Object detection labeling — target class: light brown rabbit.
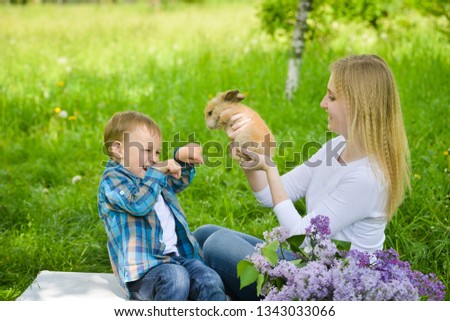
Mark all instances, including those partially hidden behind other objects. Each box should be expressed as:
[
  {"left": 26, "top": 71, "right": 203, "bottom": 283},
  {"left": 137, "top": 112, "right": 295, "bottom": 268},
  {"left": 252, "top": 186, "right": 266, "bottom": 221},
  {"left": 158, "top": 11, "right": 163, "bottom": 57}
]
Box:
[{"left": 204, "top": 89, "right": 276, "bottom": 161}]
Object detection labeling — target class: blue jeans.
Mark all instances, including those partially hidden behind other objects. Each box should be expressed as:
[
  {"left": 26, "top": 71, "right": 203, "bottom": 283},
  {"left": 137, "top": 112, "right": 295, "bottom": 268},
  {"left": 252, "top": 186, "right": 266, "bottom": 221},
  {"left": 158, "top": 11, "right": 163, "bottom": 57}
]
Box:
[
  {"left": 126, "top": 255, "right": 227, "bottom": 301},
  {"left": 193, "top": 225, "right": 264, "bottom": 301},
  {"left": 194, "top": 225, "right": 298, "bottom": 301}
]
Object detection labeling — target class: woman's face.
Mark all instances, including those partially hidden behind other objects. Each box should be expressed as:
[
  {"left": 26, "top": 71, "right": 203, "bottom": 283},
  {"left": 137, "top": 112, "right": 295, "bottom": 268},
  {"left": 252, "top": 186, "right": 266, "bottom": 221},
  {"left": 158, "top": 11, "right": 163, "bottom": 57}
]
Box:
[{"left": 320, "top": 74, "right": 349, "bottom": 138}]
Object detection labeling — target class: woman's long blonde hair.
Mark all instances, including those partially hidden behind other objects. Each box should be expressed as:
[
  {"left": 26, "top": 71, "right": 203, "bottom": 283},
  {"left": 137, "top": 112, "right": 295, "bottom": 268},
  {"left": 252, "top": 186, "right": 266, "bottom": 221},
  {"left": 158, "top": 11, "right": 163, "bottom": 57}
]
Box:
[{"left": 331, "top": 54, "right": 411, "bottom": 220}]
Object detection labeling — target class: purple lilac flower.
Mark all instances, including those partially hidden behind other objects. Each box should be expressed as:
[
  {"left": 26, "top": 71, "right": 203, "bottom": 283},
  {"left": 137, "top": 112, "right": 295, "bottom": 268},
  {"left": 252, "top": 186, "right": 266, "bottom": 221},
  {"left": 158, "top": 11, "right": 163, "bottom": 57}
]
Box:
[
  {"left": 408, "top": 270, "right": 446, "bottom": 301},
  {"left": 313, "top": 239, "right": 338, "bottom": 266},
  {"left": 340, "top": 248, "right": 444, "bottom": 300},
  {"left": 330, "top": 258, "right": 368, "bottom": 300},
  {"left": 264, "top": 261, "right": 332, "bottom": 301},
  {"left": 264, "top": 285, "right": 295, "bottom": 301},
  {"left": 291, "top": 261, "right": 332, "bottom": 300},
  {"left": 371, "top": 248, "right": 446, "bottom": 300},
  {"left": 329, "top": 257, "right": 410, "bottom": 301},
  {"left": 262, "top": 261, "right": 299, "bottom": 300},
  {"left": 268, "top": 260, "right": 298, "bottom": 282},
  {"left": 372, "top": 248, "right": 412, "bottom": 282},
  {"left": 345, "top": 249, "right": 372, "bottom": 267},
  {"left": 365, "top": 279, "right": 419, "bottom": 301},
  {"left": 252, "top": 215, "right": 446, "bottom": 301},
  {"left": 248, "top": 252, "right": 272, "bottom": 274},
  {"left": 305, "top": 215, "right": 331, "bottom": 240},
  {"left": 389, "top": 279, "right": 419, "bottom": 301},
  {"left": 263, "top": 226, "right": 289, "bottom": 243}
]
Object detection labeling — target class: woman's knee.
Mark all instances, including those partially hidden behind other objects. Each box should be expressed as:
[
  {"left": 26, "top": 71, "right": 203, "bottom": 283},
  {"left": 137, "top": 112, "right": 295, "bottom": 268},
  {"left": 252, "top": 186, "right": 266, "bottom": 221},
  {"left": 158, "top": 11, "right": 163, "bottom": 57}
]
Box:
[
  {"left": 203, "top": 229, "right": 255, "bottom": 267},
  {"left": 202, "top": 230, "right": 259, "bottom": 301},
  {"left": 202, "top": 229, "right": 232, "bottom": 255},
  {"left": 193, "top": 224, "right": 223, "bottom": 248}
]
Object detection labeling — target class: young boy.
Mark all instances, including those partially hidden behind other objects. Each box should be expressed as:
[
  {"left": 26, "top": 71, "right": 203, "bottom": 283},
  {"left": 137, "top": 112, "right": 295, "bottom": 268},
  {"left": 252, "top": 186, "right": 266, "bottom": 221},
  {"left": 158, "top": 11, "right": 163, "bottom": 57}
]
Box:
[{"left": 98, "top": 111, "right": 226, "bottom": 301}]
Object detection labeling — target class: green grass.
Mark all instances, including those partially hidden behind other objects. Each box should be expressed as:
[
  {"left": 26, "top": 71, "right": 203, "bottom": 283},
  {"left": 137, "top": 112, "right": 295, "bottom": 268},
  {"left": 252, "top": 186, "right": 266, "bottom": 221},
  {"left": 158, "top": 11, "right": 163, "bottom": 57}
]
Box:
[{"left": 0, "top": 1, "right": 449, "bottom": 301}]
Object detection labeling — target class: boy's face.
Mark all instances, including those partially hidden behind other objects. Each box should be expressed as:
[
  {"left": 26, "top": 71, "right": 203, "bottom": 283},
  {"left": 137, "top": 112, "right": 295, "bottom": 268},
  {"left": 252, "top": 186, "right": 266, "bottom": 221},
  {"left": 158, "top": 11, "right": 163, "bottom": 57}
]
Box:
[{"left": 114, "top": 125, "right": 162, "bottom": 178}]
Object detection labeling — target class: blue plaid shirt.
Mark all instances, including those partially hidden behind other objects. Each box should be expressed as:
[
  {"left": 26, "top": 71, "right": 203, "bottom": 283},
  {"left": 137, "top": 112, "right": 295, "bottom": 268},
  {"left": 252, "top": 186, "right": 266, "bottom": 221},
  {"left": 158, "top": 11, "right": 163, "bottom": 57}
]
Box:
[{"left": 98, "top": 159, "right": 203, "bottom": 295}]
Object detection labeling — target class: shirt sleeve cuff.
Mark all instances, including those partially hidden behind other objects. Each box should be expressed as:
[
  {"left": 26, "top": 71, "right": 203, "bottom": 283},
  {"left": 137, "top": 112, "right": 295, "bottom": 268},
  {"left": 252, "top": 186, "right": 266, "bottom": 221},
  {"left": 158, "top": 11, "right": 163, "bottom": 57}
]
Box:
[
  {"left": 174, "top": 147, "right": 195, "bottom": 169},
  {"left": 252, "top": 185, "right": 273, "bottom": 207},
  {"left": 253, "top": 184, "right": 270, "bottom": 199},
  {"left": 273, "top": 199, "right": 297, "bottom": 214},
  {"left": 273, "top": 199, "right": 299, "bottom": 230}
]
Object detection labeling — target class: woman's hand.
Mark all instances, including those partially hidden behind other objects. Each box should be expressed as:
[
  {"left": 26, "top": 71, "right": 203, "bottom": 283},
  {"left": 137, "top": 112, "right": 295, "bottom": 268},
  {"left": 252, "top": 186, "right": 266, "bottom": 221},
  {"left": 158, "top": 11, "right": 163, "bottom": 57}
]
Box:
[
  {"left": 175, "top": 143, "right": 204, "bottom": 165},
  {"left": 239, "top": 148, "right": 288, "bottom": 206},
  {"left": 238, "top": 148, "right": 276, "bottom": 172},
  {"left": 222, "top": 112, "right": 272, "bottom": 193},
  {"left": 153, "top": 159, "right": 182, "bottom": 179},
  {"left": 222, "top": 112, "right": 251, "bottom": 140}
]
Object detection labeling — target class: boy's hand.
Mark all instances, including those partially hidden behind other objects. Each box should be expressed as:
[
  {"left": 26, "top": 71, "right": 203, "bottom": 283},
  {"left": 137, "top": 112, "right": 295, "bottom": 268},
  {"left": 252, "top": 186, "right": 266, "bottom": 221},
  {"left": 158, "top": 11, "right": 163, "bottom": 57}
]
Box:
[
  {"left": 153, "top": 159, "right": 182, "bottom": 179},
  {"left": 175, "top": 143, "right": 204, "bottom": 165}
]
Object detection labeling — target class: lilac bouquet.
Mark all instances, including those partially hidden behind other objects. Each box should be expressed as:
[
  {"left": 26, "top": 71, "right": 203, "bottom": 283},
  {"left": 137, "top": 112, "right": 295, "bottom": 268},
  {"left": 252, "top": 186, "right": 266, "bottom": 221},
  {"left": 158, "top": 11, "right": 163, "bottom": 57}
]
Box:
[{"left": 237, "top": 215, "right": 446, "bottom": 301}]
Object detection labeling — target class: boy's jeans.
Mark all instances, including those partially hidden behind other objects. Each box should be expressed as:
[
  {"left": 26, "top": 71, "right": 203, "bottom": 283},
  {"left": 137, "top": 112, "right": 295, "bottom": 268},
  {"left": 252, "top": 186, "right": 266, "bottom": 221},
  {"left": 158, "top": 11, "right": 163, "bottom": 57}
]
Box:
[{"left": 127, "top": 255, "right": 226, "bottom": 301}]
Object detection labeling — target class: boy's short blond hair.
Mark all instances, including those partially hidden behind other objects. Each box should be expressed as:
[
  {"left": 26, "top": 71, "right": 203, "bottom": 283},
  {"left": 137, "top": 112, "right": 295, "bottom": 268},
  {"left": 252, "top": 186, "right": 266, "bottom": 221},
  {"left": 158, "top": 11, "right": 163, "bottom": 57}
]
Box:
[{"left": 104, "top": 111, "right": 161, "bottom": 158}]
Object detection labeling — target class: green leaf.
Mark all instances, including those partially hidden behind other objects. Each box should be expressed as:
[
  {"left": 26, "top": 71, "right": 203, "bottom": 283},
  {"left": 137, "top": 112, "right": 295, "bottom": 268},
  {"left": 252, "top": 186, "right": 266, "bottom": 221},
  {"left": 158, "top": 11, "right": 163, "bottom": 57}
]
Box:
[
  {"left": 286, "top": 234, "right": 306, "bottom": 252},
  {"left": 261, "top": 241, "right": 279, "bottom": 265},
  {"left": 289, "top": 258, "right": 306, "bottom": 268},
  {"left": 332, "top": 239, "right": 352, "bottom": 252},
  {"left": 256, "top": 273, "right": 267, "bottom": 297},
  {"left": 237, "top": 260, "right": 258, "bottom": 289},
  {"left": 274, "top": 277, "right": 286, "bottom": 290}
]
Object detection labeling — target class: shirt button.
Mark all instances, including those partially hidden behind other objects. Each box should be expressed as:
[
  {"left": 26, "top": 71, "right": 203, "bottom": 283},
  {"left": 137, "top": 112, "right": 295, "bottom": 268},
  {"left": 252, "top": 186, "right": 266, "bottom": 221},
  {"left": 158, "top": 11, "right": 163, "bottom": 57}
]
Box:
[{"left": 119, "top": 191, "right": 125, "bottom": 195}]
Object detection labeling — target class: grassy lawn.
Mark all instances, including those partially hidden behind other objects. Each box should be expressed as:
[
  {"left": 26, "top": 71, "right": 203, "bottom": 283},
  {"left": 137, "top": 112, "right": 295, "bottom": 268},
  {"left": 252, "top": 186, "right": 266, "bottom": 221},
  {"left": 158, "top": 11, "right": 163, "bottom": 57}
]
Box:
[{"left": 0, "top": 1, "right": 448, "bottom": 300}]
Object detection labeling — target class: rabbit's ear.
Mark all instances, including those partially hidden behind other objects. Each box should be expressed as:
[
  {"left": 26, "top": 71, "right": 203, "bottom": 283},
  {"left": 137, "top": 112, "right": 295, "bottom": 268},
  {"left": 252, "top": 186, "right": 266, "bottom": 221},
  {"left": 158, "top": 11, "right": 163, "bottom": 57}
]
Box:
[
  {"left": 224, "top": 89, "right": 245, "bottom": 103},
  {"left": 236, "top": 93, "right": 246, "bottom": 102}
]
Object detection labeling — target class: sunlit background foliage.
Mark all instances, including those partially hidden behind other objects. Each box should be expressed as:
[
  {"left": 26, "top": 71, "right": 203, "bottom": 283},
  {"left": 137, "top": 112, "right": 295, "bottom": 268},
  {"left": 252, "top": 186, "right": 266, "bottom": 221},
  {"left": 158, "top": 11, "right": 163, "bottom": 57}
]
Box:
[{"left": 0, "top": 0, "right": 448, "bottom": 300}]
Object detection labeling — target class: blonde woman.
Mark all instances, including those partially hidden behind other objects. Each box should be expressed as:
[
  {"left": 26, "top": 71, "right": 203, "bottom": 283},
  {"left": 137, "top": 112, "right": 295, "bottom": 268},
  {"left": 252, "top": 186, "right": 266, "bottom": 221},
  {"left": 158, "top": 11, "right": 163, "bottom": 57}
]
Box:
[{"left": 194, "top": 54, "right": 411, "bottom": 300}]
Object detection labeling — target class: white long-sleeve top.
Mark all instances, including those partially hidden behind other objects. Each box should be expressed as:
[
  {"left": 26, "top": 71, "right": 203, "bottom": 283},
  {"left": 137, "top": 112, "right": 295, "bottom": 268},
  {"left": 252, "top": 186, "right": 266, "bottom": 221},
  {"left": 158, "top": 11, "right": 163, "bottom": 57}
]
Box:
[{"left": 254, "top": 136, "right": 388, "bottom": 252}]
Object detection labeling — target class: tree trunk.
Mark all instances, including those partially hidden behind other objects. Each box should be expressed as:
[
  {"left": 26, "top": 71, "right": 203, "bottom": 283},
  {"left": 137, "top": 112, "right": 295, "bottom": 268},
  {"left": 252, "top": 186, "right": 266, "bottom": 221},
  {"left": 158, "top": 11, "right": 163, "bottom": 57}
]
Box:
[
  {"left": 285, "top": 0, "right": 312, "bottom": 101},
  {"left": 149, "top": 0, "right": 161, "bottom": 10}
]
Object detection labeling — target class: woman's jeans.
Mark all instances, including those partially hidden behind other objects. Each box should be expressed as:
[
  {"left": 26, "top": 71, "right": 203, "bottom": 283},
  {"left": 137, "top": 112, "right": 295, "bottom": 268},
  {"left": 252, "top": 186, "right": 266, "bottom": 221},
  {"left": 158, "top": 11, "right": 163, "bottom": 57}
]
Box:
[
  {"left": 126, "top": 255, "right": 227, "bottom": 301},
  {"left": 193, "top": 225, "right": 264, "bottom": 301}
]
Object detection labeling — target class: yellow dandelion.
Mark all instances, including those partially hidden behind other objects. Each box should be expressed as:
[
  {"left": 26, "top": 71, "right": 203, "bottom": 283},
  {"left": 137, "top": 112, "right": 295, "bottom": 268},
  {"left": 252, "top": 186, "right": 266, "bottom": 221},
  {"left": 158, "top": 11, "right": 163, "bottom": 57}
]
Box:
[
  {"left": 444, "top": 150, "right": 449, "bottom": 156},
  {"left": 68, "top": 115, "right": 77, "bottom": 121},
  {"left": 54, "top": 107, "right": 61, "bottom": 113},
  {"left": 57, "top": 81, "right": 65, "bottom": 87}
]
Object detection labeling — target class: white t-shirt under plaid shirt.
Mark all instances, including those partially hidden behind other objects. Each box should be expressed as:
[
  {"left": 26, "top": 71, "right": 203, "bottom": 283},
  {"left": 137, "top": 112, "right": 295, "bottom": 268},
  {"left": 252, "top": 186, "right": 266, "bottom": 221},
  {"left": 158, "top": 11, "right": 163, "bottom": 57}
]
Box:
[{"left": 154, "top": 194, "right": 179, "bottom": 256}]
